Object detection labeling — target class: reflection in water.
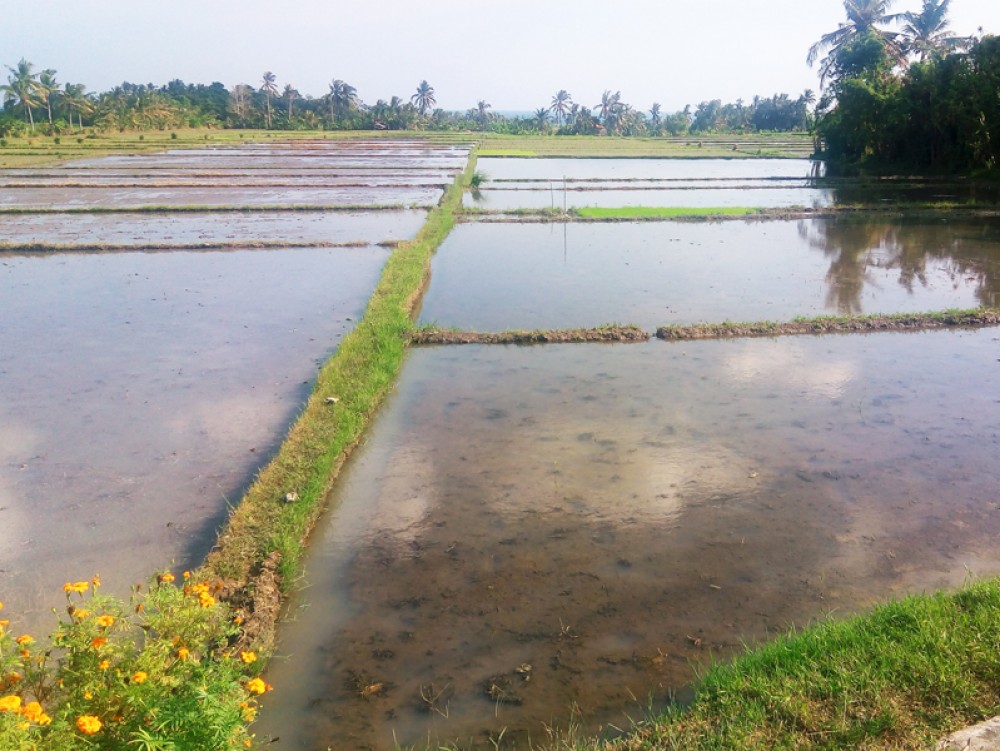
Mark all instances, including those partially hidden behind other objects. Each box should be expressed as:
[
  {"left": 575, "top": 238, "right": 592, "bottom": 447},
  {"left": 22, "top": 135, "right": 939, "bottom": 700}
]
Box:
[
  {"left": 259, "top": 333, "right": 1000, "bottom": 750},
  {"left": 419, "top": 218, "right": 1000, "bottom": 331},
  {"left": 798, "top": 216, "right": 1000, "bottom": 313}
]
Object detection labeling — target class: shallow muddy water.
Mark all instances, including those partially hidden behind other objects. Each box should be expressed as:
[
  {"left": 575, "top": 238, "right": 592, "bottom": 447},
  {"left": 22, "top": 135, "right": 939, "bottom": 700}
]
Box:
[
  {"left": 476, "top": 158, "right": 822, "bottom": 181},
  {"left": 0, "top": 185, "right": 442, "bottom": 209},
  {"left": 0, "top": 246, "right": 387, "bottom": 631},
  {"left": 258, "top": 331, "right": 1000, "bottom": 750},
  {"left": 0, "top": 210, "right": 427, "bottom": 247},
  {"left": 464, "top": 186, "right": 834, "bottom": 210},
  {"left": 418, "top": 217, "right": 1000, "bottom": 330}
]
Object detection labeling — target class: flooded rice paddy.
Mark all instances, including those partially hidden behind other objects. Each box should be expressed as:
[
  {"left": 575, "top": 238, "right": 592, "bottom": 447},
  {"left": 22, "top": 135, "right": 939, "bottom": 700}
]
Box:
[
  {"left": 0, "top": 210, "right": 427, "bottom": 247},
  {"left": 259, "top": 331, "right": 1000, "bottom": 750},
  {"left": 0, "top": 139, "right": 467, "bottom": 632},
  {"left": 419, "top": 217, "right": 1000, "bottom": 330}
]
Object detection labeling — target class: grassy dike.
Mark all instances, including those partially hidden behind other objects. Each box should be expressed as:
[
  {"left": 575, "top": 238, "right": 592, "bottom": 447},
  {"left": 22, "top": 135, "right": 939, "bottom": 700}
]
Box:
[
  {"left": 571, "top": 580, "right": 1000, "bottom": 751},
  {"left": 197, "top": 149, "right": 476, "bottom": 653}
]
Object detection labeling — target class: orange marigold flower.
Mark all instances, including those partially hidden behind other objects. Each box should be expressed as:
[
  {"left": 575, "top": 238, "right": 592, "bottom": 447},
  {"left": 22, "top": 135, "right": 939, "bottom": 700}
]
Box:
[
  {"left": 0, "top": 695, "right": 22, "bottom": 712},
  {"left": 91, "top": 574, "right": 101, "bottom": 588},
  {"left": 74, "top": 609, "right": 89, "bottom": 620},
  {"left": 159, "top": 572, "right": 175, "bottom": 584},
  {"left": 177, "top": 647, "right": 190, "bottom": 660},
  {"left": 98, "top": 659, "right": 110, "bottom": 671},
  {"left": 246, "top": 677, "right": 272, "bottom": 695},
  {"left": 198, "top": 592, "right": 216, "bottom": 609},
  {"left": 0, "top": 600, "right": 3, "bottom": 610},
  {"left": 91, "top": 637, "right": 108, "bottom": 649},
  {"left": 4, "top": 673, "right": 22, "bottom": 686},
  {"left": 0, "top": 619, "right": 9, "bottom": 628},
  {"left": 96, "top": 615, "right": 115, "bottom": 629},
  {"left": 135, "top": 603, "right": 145, "bottom": 614},
  {"left": 20, "top": 701, "right": 44, "bottom": 722},
  {"left": 64, "top": 581, "right": 89, "bottom": 595},
  {"left": 131, "top": 671, "right": 148, "bottom": 684},
  {"left": 83, "top": 691, "right": 92, "bottom": 700},
  {"left": 76, "top": 715, "right": 102, "bottom": 735},
  {"left": 183, "top": 571, "right": 191, "bottom": 580},
  {"left": 240, "top": 651, "right": 257, "bottom": 664},
  {"left": 15, "top": 635, "right": 33, "bottom": 646}
]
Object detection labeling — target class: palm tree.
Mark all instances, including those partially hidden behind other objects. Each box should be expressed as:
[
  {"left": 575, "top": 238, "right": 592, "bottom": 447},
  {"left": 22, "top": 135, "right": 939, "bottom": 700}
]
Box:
[
  {"left": 327, "top": 79, "right": 358, "bottom": 122},
  {"left": 532, "top": 107, "right": 549, "bottom": 133},
  {"left": 807, "top": 0, "right": 906, "bottom": 86},
  {"left": 649, "top": 102, "right": 663, "bottom": 133},
  {"left": 899, "top": 0, "right": 970, "bottom": 61},
  {"left": 411, "top": 80, "right": 436, "bottom": 116},
  {"left": 476, "top": 100, "right": 493, "bottom": 131},
  {"left": 36, "top": 69, "right": 60, "bottom": 125},
  {"left": 283, "top": 84, "right": 299, "bottom": 122},
  {"left": 260, "top": 71, "right": 278, "bottom": 128},
  {"left": 595, "top": 90, "right": 622, "bottom": 124},
  {"left": 62, "top": 83, "right": 92, "bottom": 128},
  {"left": 2, "top": 59, "right": 39, "bottom": 129},
  {"left": 549, "top": 90, "right": 572, "bottom": 127}
]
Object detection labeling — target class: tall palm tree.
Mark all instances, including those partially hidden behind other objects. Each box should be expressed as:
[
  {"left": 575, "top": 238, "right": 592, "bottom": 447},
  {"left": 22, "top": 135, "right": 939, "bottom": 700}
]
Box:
[
  {"left": 411, "top": 80, "right": 436, "bottom": 116},
  {"left": 595, "top": 90, "right": 622, "bottom": 124},
  {"left": 533, "top": 107, "right": 549, "bottom": 133},
  {"left": 899, "top": 0, "right": 970, "bottom": 61},
  {"left": 36, "top": 69, "right": 59, "bottom": 125},
  {"left": 283, "top": 84, "right": 299, "bottom": 122},
  {"left": 2, "top": 59, "right": 39, "bottom": 129},
  {"left": 476, "top": 100, "right": 493, "bottom": 131},
  {"left": 62, "top": 83, "right": 92, "bottom": 128},
  {"left": 807, "top": 0, "right": 905, "bottom": 86},
  {"left": 549, "top": 90, "right": 572, "bottom": 127},
  {"left": 260, "top": 71, "right": 278, "bottom": 128},
  {"left": 327, "top": 79, "right": 358, "bottom": 121},
  {"left": 649, "top": 102, "right": 663, "bottom": 132}
]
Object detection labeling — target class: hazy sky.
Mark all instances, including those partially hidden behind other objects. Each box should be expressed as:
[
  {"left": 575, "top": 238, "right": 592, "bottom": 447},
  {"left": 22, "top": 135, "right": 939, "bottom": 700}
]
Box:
[{"left": 4, "top": 0, "right": 998, "bottom": 113}]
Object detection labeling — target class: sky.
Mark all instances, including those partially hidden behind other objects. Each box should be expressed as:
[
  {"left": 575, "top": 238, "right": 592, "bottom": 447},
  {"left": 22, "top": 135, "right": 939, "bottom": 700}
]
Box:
[{"left": 3, "top": 0, "right": 999, "bottom": 114}]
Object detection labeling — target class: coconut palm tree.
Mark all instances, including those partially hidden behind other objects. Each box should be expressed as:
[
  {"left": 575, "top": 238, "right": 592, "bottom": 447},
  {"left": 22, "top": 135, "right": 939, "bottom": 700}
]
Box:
[
  {"left": 533, "top": 107, "right": 549, "bottom": 133},
  {"left": 476, "top": 100, "right": 493, "bottom": 131},
  {"left": 595, "top": 90, "right": 622, "bottom": 125},
  {"left": 2, "top": 59, "right": 40, "bottom": 129},
  {"left": 283, "top": 84, "right": 299, "bottom": 122},
  {"left": 549, "top": 90, "right": 572, "bottom": 127},
  {"left": 411, "top": 80, "right": 436, "bottom": 116},
  {"left": 807, "top": 0, "right": 906, "bottom": 86},
  {"left": 260, "top": 71, "right": 278, "bottom": 128},
  {"left": 649, "top": 102, "right": 663, "bottom": 133},
  {"left": 327, "top": 79, "right": 358, "bottom": 122},
  {"left": 62, "top": 83, "right": 92, "bottom": 128},
  {"left": 36, "top": 69, "right": 60, "bottom": 125},
  {"left": 899, "top": 0, "right": 970, "bottom": 61}
]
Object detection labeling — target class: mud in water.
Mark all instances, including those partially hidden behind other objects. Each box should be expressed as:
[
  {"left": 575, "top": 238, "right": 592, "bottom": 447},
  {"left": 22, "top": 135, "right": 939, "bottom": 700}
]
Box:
[
  {"left": 0, "top": 210, "right": 427, "bottom": 247},
  {"left": 417, "top": 217, "right": 1000, "bottom": 331},
  {"left": 475, "top": 158, "right": 822, "bottom": 182},
  {"left": 0, "top": 246, "right": 388, "bottom": 633},
  {"left": 257, "top": 331, "right": 1000, "bottom": 750}
]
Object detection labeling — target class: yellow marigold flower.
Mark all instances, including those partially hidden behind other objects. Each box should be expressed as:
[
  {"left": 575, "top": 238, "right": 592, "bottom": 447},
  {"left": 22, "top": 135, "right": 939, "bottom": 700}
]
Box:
[
  {"left": 131, "top": 671, "right": 147, "bottom": 684},
  {"left": 245, "top": 677, "right": 272, "bottom": 695},
  {"left": 0, "top": 619, "right": 9, "bottom": 628},
  {"left": 74, "top": 608, "right": 89, "bottom": 619},
  {"left": 242, "top": 705, "right": 257, "bottom": 722},
  {"left": 15, "top": 635, "right": 33, "bottom": 646},
  {"left": 20, "top": 701, "right": 44, "bottom": 722},
  {"left": 96, "top": 615, "right": 115, "bottom": 628},
  {"left": 199, "top": 592, "right": 216, "bottom": 609},
  {"left": 183, "top": 571, "right": 191, "bottom": 580},
  {"left": 91, "top": 636, "right": 108, "bottom": 649},
  {"left": 83, "top": 691, "right": 92, "bottom": 700},
  {"left": 177, "top": 647, "right": 190, "bottom": 660},
  {"left": 0, "top": 695, "right": 22, "bottom": 712},
  {"left": 76, "top": 714, "right": 102, "bottom": 735},
  {"left": 98, "top": 659, "right": 110, "bottom": 671},
  {"left": 240, "top": 651, "right": 257, "bottom": 664},
  {"left": 0, "top": 600, "right": 3, "bottom": 610},
  {"left": 159, "top": 572, "right": 175, "bottom": 584},
  {"left": 244, "top": 740, "right": 252, "bottom": 748},
  {"left": 64, "top": 581, "right": 89, "bottom": 595},
  {"left": 38, "top": 712, "right": 52, "bottom": 726}
]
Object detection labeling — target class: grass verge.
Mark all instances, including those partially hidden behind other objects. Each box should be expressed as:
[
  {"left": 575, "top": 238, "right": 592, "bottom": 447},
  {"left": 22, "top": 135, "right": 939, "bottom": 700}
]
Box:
[
  {"left": 576, "top": 579, "right": 1000, "bottom": 751},
  {"left": 410, "top": 324, "right": 649, "bottom": 345},
  {"left": 573, "top": 206, "right": 761, "bottom": 220},
  {"left": 198, "top": 149, "right": 476, "bottom": 654}
]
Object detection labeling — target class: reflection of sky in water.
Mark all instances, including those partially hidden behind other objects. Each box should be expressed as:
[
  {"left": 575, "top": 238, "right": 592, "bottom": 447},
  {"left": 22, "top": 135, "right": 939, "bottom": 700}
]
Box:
[
  {"left": 259, "top": 332, "right": 1000, "bottom": 751},
  {"left": 419, "top": 218, "right": 1000, "bottom": 330}
]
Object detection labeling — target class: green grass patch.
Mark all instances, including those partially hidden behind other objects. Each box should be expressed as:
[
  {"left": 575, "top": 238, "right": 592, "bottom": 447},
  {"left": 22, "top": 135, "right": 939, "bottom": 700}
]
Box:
[
  {"left": 581, "top": 579, "right": 1000, "bottom": 751},
  {"left": 574, "top": 206, "right": 761, "bottom": 219}
]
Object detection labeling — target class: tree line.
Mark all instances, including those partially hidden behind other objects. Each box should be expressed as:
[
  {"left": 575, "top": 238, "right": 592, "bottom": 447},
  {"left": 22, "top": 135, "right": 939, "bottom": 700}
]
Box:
[
  {"left": 1, "top": 61, "right": 815, "bottom": 138},
  {"left": 809, "top": 0, "right": 998, "bottom": 172}
]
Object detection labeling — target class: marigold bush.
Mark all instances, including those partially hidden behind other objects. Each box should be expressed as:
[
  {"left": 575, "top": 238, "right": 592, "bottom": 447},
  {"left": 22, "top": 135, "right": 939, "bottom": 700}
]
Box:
[{"left": 0, "top": 573, "right": 267, "bottom": 750}]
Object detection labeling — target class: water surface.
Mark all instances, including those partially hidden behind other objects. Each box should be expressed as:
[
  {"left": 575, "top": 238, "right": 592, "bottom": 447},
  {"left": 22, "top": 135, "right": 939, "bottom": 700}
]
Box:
[
  {"left": 418, "top": 218, "right": 1000, "bottom": 330},
  {"left": 0, "top": 247, "right": 387, "bottom": 630},
  {"left": 258, "top": 332, "right": 1000, "bottom": 750}
]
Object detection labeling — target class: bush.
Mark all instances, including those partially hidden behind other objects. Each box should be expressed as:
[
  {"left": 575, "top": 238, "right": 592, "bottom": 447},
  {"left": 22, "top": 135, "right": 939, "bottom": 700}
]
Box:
[{"left": 0, "top": 574, "right": 267, "bottom": 750}]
